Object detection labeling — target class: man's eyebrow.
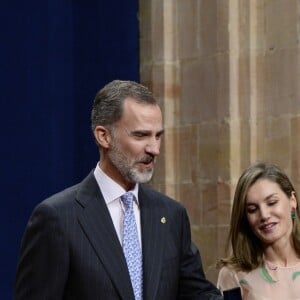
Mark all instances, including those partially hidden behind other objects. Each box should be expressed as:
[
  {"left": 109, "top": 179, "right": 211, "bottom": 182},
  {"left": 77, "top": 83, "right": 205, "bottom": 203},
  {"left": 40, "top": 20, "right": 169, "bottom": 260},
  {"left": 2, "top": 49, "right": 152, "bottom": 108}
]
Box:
[{"left": 125, "top": 128, "right": 164, "bottom": 136}]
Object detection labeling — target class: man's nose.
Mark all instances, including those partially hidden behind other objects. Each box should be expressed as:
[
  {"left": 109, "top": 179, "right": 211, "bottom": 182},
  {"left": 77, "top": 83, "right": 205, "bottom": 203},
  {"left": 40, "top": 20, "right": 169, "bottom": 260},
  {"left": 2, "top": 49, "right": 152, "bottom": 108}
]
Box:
[{"left": 145, "top": 138, "right": 161, "bottom": 155}]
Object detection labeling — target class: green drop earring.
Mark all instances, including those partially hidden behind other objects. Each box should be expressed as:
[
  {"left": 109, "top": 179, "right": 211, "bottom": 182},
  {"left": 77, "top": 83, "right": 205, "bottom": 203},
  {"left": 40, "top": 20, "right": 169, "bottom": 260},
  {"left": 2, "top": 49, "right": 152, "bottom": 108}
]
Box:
[{"left": 291, "top": 207, "right": 296, "bottom": 220}]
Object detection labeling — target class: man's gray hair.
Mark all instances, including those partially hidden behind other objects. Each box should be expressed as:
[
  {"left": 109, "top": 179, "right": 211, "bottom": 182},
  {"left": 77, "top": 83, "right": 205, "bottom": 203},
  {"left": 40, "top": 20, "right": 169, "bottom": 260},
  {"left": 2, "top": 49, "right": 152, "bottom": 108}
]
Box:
[{"left": 91, "top": 80, "right": 157, "bottom": 131}]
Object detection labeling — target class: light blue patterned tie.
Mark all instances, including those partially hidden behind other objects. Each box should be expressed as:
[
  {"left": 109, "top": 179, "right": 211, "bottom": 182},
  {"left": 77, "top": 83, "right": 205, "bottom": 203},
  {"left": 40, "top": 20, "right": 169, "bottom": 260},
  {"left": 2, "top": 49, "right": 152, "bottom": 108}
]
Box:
[{"left": 121, "top": 192, "right": 143, "bottom": 300}]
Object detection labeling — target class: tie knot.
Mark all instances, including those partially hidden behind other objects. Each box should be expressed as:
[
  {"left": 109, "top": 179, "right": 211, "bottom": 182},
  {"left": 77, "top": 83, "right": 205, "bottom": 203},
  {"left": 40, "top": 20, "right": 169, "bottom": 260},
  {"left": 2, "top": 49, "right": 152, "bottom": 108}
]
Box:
[{"left": 121, "top": 192, "right": 134, "bottom": 211}]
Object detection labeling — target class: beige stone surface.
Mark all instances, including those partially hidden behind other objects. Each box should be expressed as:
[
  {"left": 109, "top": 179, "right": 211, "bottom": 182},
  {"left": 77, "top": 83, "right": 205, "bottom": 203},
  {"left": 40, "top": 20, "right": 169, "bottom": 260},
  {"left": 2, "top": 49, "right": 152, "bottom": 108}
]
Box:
[{"left": 139, "top": 0, "right": 300, "bottom": 284}]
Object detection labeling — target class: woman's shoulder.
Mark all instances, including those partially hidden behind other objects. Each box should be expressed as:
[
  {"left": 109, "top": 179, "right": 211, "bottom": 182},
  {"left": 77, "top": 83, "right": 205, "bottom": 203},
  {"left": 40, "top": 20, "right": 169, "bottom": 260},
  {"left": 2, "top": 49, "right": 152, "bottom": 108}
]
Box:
[
  {"left": 217, "top": 265, "right": 248, "bottom": 291},
  {"left": 217, "top": 266, "right": 238, "bottom": 290}
]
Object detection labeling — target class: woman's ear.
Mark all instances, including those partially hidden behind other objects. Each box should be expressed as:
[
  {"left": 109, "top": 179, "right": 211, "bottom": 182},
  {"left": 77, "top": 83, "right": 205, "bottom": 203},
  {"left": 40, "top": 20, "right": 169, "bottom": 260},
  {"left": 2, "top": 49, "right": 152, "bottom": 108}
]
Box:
[
  {"left": 291, "top": 191, "right": 297, "bottom": 209},
  {"left": 94, "top": 126, "right": 111, "bottom": 149}
]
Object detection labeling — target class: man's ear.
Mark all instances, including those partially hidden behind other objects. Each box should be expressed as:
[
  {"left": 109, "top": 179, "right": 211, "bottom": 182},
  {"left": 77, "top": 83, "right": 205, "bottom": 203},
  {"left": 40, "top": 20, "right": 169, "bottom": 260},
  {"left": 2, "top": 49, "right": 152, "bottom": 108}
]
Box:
[{"left": 94, "top": 126, "right": 111, "bottom": 149}]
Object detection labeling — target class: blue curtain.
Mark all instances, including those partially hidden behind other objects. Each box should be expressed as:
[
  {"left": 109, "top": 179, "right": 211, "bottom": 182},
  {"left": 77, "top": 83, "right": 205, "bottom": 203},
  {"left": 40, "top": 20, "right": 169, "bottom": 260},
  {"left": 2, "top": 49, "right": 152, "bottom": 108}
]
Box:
[{"left": 1, "top": 1, "right": 139, "bottom": 298}]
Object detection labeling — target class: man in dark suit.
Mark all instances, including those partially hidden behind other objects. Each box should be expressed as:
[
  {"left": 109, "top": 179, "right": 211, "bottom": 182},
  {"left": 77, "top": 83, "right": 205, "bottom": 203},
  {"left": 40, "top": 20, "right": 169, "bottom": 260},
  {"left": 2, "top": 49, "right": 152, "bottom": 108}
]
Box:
[{"left": 14, "top": 80, "right": 223, "bottom": 299}]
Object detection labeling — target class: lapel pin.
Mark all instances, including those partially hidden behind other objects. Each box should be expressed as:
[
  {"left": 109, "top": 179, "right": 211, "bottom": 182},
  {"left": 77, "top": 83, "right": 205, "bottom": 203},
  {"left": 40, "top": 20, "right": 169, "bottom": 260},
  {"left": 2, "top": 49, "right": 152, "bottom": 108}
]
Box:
[{"left": 161, "top": 217, "right": 167, "bottom": 224}]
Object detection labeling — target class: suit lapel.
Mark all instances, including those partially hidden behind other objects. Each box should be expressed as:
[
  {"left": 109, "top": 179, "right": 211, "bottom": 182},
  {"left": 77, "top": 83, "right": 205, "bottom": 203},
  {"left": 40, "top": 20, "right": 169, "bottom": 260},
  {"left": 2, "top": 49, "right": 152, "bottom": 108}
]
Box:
[
  {"left": 76, "top": 172, "right": 134, "bottom": 300},
  {"left": 139, "top": 186, "right": 168, "bottom": 300}
]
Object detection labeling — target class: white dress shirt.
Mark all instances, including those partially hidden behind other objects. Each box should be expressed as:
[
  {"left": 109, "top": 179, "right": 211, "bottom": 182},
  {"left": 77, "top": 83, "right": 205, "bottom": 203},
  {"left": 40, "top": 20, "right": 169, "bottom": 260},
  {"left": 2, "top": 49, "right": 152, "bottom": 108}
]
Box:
[{"left": 93, "top": 163, "right": 142, "bottom": 247}]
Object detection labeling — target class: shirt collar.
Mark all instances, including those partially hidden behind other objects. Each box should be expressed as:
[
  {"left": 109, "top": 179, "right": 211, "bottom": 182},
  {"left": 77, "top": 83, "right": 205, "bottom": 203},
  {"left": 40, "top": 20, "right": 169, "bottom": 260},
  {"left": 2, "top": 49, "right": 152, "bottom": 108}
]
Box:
[{"left": 93, "top": 163, "right": 139, "bottom": 205}]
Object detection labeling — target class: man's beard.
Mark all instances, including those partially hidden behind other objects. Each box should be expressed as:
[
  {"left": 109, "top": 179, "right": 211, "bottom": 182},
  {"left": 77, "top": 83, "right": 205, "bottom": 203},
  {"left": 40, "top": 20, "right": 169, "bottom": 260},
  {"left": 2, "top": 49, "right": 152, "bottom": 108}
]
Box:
[{"left": 108, "top": 139, "right": 155, "bottom": 184}]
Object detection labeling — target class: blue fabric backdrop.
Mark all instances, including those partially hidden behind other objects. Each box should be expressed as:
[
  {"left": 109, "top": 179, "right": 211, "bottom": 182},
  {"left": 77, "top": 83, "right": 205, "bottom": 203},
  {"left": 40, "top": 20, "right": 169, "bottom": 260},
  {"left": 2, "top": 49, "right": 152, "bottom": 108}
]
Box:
[{"left": 1, "top": 1, "right": 139, "bottom": 298}]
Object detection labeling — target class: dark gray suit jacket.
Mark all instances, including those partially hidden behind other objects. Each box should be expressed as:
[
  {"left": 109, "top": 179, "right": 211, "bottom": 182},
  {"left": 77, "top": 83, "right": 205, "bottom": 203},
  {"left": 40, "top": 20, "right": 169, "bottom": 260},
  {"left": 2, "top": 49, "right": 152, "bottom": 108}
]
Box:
[{"left": 14, "top": 171, "right": 222, "bottom": 299}]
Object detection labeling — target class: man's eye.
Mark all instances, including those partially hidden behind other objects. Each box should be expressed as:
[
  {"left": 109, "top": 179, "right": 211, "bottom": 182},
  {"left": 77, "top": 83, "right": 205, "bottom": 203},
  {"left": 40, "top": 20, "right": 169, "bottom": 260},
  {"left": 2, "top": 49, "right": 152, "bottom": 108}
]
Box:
[{"left": 133, "top": 133, "right": 146, "bottom": 138}]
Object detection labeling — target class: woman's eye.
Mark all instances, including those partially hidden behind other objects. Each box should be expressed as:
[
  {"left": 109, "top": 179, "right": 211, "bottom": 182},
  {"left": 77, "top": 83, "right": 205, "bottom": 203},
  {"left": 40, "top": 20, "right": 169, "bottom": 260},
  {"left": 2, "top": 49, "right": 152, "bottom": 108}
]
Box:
[
  {"left": 268, "top": 200, "right": 278, "bottom": 206},
  {"left": 247, "top": 206, "right": 257, "bottom": 214}
]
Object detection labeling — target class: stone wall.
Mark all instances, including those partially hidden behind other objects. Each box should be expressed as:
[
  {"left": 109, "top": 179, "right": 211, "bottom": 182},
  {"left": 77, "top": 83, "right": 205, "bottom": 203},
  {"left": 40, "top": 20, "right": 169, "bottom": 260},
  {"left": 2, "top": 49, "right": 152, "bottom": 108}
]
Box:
[{"left": 139, "top": 0, "right": 300, "bottom": 283}]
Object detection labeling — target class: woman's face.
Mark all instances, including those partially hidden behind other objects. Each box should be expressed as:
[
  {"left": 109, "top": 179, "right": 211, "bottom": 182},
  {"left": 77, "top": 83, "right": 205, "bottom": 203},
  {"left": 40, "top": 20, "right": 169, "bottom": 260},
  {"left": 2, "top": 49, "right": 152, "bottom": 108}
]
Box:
[{"left": 245, "top": 178, "right": 297, "bottom": 246}]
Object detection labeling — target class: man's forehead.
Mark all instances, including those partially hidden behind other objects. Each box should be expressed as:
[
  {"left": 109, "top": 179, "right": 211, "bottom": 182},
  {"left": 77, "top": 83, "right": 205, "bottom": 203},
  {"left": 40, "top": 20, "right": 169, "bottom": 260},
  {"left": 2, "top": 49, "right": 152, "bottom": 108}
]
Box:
[
  {"left": 123, "top": 96, "right": 159, "bottom": 109},
  {"left": 118, "top": 104, "right": 163, "bottom": 134},
  {"left": 122, "top": 99, "right": 161, "bottom": 119}
]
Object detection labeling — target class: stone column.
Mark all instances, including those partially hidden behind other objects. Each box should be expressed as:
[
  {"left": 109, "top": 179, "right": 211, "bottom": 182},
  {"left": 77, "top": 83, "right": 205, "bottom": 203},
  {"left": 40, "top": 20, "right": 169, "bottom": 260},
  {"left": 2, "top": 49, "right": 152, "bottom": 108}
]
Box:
[{"left": 139, "top": 0, "right": 300, "bottom": 283}]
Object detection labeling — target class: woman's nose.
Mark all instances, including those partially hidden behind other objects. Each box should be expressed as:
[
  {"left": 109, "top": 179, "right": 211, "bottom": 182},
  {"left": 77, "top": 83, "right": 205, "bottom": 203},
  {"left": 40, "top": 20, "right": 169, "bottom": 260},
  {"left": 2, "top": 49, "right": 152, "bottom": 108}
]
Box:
[{"left": 259, "top": 207, "right": 270, "bottom": 221}]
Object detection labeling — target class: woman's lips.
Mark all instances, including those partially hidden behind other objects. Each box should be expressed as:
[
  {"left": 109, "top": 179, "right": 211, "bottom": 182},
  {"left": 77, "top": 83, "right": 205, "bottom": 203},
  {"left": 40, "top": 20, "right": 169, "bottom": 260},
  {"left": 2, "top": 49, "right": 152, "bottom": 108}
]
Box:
[{"left": 259, "top": 222, "right": 276, "bottom": 233}]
